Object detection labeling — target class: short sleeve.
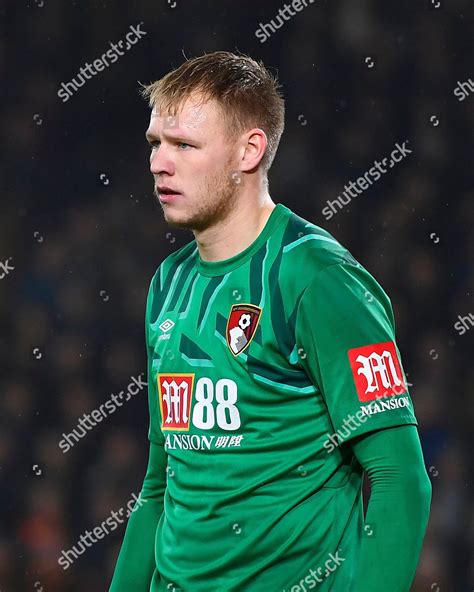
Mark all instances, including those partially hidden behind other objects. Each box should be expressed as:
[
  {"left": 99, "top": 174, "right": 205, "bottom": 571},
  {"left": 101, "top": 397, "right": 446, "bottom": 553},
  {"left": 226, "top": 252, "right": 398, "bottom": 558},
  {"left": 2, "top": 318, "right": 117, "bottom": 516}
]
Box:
[
  {"left": 145, "top": 270, "right": 164, "bottom": 445},
  {"left": 295, "top": 260, "right": 417, "bottom": 442}
]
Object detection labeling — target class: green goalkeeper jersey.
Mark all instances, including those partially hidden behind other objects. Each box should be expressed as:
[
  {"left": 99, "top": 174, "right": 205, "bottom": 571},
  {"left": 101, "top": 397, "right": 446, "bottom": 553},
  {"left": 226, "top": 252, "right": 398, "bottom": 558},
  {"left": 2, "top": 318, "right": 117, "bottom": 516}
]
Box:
[{"left": 145, "top": 202, "right": 418, "bottom": 591}]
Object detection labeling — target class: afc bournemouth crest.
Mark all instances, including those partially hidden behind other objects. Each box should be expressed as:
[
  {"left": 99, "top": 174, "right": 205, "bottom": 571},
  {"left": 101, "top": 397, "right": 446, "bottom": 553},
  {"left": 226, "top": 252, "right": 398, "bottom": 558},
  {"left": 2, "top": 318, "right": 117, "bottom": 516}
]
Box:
[{"left": 226, "top": 304, "right": 262, "bottom": 356}]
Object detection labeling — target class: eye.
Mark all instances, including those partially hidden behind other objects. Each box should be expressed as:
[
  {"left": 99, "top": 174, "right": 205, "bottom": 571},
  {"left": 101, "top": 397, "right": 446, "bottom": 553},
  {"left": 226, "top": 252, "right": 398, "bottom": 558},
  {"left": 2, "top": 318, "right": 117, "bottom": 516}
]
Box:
[
  {"left": 149, "top": 140, "right": 160, "bottom": 150},
  {"left": 178, "top": 142, "right": 192, "bottom": 150}
]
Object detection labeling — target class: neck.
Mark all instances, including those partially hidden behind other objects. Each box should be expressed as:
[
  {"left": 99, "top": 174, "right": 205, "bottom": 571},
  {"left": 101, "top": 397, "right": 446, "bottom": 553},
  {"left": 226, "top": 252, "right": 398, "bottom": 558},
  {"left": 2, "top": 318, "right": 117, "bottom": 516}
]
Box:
[{"left": 194, "top": 193, "right": 276, "bottom": 262}]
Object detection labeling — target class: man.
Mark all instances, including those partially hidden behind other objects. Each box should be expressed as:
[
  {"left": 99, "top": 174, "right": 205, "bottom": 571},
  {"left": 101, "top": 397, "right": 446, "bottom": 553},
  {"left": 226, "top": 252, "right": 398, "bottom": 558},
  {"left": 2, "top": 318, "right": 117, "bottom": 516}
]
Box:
[{"left": 109, "top": 51, "right": 431, "bottom": 591}]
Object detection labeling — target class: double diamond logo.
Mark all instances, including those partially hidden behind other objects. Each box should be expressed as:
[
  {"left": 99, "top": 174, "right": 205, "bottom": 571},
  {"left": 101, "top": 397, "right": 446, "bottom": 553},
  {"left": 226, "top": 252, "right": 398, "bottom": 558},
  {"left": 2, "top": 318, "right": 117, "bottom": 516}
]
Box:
[
  {"left": 159, "top": 319, "right": 175, "bottom": 333},
  {"left": 159, "top": 318, "right": 175, "bottom": 340}
]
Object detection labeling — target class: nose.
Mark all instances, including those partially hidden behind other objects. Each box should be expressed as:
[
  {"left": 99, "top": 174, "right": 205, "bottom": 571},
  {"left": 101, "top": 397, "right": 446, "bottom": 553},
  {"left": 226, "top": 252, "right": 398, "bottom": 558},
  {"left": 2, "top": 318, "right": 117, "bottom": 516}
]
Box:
[{"left": 150, "top": 146, "right": 174, "bottom": 176}]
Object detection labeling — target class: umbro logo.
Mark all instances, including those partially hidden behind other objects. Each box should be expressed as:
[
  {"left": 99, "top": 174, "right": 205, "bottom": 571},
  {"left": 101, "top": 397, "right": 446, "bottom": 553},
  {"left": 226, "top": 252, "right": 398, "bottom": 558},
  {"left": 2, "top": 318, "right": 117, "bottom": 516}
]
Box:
[{"left": 159, "top": 318, "right": 174, "bottom": 340}]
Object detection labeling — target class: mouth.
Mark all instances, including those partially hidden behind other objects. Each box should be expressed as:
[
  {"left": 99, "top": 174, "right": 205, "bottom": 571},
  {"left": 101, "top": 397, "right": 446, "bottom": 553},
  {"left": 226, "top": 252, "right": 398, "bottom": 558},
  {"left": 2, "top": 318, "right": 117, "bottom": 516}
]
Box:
[{"left": 156, "top": 185, "right": 182, "bottom": 203}]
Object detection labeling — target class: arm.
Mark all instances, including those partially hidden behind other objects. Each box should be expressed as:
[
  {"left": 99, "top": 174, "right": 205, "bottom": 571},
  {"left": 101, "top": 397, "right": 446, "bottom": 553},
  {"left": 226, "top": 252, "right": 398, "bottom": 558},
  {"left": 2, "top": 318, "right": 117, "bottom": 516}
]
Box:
[
  {"left": 351, "top": 424, "right": 432, "bottom": 592},
  {"left": 293, "top": 259, "right": 431, "bottom": 589},
  {"left": 108, "top": 268, "right": 167, "bottom": 590},
  {"left": 109, "top": 439, "right": 167, "bottom": 591},
  {"left": 110, "top": 270, "right": 166, "bottom": 590}
]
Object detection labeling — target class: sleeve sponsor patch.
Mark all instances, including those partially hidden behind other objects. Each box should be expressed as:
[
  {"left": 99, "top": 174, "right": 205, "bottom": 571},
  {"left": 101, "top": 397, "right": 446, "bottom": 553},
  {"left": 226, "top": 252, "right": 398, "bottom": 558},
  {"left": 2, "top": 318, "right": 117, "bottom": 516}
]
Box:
[{"left": 347, "top": 341, "right": 407, "bottom": 402}]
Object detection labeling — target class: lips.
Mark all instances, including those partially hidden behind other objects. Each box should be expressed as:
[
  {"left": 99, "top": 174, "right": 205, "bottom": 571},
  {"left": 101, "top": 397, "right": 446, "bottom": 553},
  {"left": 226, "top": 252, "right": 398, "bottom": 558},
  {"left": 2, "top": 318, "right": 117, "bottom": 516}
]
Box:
[
  {"left": 157, "top": 185, "right": 180, "bottom": 195},
  {"left": 156, "top": 186, "right": 181, "bottom": 204}
]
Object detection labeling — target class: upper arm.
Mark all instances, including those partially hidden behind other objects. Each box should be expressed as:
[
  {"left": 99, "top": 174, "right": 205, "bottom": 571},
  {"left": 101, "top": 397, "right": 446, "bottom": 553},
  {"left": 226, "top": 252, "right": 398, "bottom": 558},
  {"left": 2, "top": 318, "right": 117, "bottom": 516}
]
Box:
[{"left": 295, "top": 261, "right": 418, "bottom": 443}]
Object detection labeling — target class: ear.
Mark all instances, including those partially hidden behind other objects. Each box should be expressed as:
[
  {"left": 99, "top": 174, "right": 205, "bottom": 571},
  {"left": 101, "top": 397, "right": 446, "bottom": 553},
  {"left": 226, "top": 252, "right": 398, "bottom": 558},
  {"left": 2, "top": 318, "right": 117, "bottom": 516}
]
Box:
[{"left": 240, "top": 128, "right": 268, "bottom": 172}]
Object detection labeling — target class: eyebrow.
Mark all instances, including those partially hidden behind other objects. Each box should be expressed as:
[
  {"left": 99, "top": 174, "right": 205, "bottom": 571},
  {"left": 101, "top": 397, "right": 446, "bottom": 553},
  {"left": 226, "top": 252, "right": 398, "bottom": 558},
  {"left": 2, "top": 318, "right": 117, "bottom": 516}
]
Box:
[{"left": 145, "top": 129, "right": 196, "bottom": 143}]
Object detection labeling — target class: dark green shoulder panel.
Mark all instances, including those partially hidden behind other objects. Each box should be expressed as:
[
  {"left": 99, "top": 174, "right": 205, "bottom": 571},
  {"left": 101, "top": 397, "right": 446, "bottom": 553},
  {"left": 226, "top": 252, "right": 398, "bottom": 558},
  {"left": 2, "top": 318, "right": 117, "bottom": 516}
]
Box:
[{"left": 149, "top": 239, "right": 197, "bottom": 326}]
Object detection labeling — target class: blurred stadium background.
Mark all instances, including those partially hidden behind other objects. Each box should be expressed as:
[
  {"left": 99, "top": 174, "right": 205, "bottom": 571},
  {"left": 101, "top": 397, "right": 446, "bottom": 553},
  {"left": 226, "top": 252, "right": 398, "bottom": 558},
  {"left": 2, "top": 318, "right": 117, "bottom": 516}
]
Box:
[{"left": 2, "top": 0, "right": 473, "bottom": 590}]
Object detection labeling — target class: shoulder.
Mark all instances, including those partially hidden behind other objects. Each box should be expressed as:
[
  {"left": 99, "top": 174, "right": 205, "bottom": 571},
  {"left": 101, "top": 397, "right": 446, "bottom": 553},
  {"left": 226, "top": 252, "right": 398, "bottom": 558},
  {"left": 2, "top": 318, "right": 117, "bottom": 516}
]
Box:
[
  {"left": 278, "top": 206, "right": 393, "bottom": 320},
  {"left": 279, "top": 205, "right": 362, "bottom": 290}
]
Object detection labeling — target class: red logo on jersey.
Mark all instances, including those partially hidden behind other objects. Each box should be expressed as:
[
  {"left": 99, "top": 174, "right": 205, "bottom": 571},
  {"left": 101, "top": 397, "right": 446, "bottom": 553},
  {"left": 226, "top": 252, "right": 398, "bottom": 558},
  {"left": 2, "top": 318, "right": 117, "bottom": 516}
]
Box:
[
  {"left": 226, "top": 304, "right": 262, "bottom": 356},
  {"left": 157, "top": 373, "right": 195, "bottom": 431},
  {"left": 348, "top": 341, "right": 407, "bottom": 402}
]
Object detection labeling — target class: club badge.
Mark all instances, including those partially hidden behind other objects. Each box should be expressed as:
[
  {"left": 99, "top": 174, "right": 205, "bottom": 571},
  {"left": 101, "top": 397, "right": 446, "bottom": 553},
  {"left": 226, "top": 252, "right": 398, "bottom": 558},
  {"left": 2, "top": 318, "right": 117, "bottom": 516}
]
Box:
[{"left": 226, "top": 304, "right": 262, "bottom": 356}]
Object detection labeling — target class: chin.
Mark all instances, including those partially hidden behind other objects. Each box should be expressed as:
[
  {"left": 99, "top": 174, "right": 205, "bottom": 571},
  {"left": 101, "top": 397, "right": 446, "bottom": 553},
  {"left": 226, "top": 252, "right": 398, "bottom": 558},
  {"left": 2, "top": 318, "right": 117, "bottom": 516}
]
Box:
[{"left": 164, "top": 212, "right": 194, "bottom": 230}]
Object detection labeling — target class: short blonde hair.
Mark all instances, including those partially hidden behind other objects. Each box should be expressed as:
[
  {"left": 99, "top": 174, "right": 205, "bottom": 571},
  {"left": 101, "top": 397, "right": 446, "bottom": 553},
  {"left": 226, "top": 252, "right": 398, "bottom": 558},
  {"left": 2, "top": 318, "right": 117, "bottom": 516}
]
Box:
[{"left": 140, "top": 51, "right": 285, "bottom": 173}]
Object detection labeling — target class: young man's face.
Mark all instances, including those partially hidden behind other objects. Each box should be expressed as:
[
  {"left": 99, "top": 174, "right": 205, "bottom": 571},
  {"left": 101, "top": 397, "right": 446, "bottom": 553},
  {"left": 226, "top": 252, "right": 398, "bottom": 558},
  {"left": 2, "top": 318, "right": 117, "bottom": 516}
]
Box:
[{"left": 146, "top": 94, "right": 241, "bottom": 231}]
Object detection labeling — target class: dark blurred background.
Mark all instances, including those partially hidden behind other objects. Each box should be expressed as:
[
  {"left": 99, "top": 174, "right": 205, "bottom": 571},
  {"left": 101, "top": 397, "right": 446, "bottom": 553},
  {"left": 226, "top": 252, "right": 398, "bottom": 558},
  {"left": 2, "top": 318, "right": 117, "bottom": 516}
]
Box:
[{"left": 2, "top": 0, "right": 473, "bottom": 590}]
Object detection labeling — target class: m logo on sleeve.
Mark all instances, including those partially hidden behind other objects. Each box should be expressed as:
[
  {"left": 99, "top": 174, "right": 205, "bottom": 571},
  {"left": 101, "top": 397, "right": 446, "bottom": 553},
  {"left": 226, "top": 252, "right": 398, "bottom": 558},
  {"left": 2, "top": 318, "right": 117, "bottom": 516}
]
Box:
[{"left": 347, "top": 341, "right": 407, "bottom": 402}]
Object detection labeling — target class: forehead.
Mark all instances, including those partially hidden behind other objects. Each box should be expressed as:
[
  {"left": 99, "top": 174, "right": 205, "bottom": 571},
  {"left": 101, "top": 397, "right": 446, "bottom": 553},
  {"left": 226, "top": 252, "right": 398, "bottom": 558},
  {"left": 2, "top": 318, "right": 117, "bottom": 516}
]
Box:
[{"left": 146, "top": 95, "right": 222, "bottom": 137}]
